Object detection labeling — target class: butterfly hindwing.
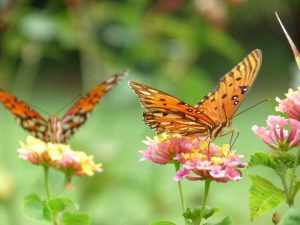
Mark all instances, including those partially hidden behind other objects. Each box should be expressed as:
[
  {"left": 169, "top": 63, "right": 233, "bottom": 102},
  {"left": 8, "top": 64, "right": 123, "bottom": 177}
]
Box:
[
  {"left": 0, "top": 89, "right": 48, "bottom": 139},
  {"left": 129, "top": 81, "right": 214, "bottom": 136},
  {"left": 61, "top": 71, "right": 127, "bottom": 140}
]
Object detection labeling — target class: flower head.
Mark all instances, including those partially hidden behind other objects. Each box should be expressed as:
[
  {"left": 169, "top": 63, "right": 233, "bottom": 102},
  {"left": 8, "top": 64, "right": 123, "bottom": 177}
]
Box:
[
  {"left": 252, "top": 115, "right": 300, "bottom": 150},
  {"left": 276, "top": 88, "right": 300, "bottom": 120},
  {"left": 141, "top": 133, "right": 247, "bottom": 183},
  {"left": 141, "top": 133, "right": 200, "bottom": 164},
  {"left": 174, "top": 141, "right": 247, "bottom": 183},
  {"left": 18, "top": 136, "right": 102, "bottom": 177}
]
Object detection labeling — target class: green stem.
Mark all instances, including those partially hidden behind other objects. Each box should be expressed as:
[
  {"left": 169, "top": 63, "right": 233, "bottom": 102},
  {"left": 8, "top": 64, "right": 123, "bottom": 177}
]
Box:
[
  {"left": 287, "top": 148, "right": 300, "bottom": 207},
  {"left": 43, "top": 167, "right": 59, "bottom": 225},
  {"left": 277, "top": 169, "right": 289, "bottom": 198},
  {"left": 198, "top": 180, "right": 211, "bottom": 225},
  {"left": 43, "top": 166, "right": 51, "bottom": 199},
  {"left": 175, "top": 163, "right": 186, "bottom": 213}
]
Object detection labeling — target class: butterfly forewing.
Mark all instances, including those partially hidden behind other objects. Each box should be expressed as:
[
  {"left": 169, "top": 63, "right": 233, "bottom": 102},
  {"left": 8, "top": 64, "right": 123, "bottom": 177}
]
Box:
[
  {"left": 129, "top": 81, "right": 214, "bottom": 136},
  {"left": 61, "top": 71, "right": 127, "bottom": 140},
  {"left": 0, "top": 89, "right": 48, "bottom": 139},
  {"left": 196, "top": 49, "right": 262, "bottom": 125}
]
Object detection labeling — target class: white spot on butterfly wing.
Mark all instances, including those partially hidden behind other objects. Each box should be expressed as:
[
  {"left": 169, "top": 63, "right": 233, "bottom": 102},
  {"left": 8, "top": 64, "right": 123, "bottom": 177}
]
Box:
[
  {"left": 104, "top": 84, "right": 113, "bottom": 91},
  {"left": 149, "top": 89, "right": 159, "bottom": 93},
  {"left": 139, "top": 90, "right": 151, "bottom": 95},
  {"left": 179, "top": 127, "right": 188, "bottom": 131},
  {"left": 185, "top": 115, "right": 196, "bottom": 121}
]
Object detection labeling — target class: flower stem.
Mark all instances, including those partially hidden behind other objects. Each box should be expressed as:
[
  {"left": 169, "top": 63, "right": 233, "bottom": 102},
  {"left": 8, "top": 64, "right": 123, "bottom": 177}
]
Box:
[
  {"left": 43, "top": 166, "right": 59, "bottom": 225},
  {"left": 198, "top": 180, "right": 211, "bottom": 225},
  {"left": 175, "top": 163, "right": 186, "bottom": 213},
  {"left": 43, "top": 166, "right": 51, "bottom": 198},
  {"left": 287, "top": 148, "right": 300, "bottom": 206}
]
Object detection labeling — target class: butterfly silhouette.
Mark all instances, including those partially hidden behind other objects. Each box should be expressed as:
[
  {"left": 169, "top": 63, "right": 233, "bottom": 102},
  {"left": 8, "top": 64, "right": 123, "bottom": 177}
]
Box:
[
  {"left": 0, "top": 71, "right": 127, "bottom": 143},
  {"left": 129, "top": 49, "right": 262, "bottom": 140}
]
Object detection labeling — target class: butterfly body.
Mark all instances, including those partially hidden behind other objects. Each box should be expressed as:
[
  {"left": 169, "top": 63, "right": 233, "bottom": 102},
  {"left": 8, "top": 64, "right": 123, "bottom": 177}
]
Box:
[
  {"left": 0, "top": 71, "right": 127, "bottom": 143},
  {"left": 129, "top": 49, "right": 262, "bottom": 140}
]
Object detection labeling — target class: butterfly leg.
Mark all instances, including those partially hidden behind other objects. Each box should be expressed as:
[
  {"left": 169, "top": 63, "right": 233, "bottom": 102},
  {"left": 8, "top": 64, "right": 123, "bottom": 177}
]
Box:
[
  {"left": 229, "top": 129, "right": 240, "bottom": 148},
  {"left": 218, "top": 128, "right": 239, "bottom": 148}
]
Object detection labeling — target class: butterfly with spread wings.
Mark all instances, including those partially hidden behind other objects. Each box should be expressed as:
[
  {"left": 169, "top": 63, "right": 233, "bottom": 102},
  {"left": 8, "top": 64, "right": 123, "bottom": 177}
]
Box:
[
  {"left": 129, "top": 49, "right": 262, "bottom": 140},
  {"left": 0, "top": 71, "right": 127, "bottom": 143}
]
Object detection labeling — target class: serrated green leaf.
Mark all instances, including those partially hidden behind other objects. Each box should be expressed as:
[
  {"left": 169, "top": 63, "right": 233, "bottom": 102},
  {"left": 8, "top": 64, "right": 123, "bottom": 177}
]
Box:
[
  {"left": 23, "top": 193, "right": 49, "bottom": 222},
  {"left": 45, "top": 196, "right": 77, "bottom": 214},
  {"left": 62, "top": 212, "right": 91, "bottom": 225},
  {"left": 149, "top": 221, "right": 176, "bottom": 225},
  {"left": 203, "top": 216, "right": 232, "bottom": 225},
  {"left": 249, "top": 174, "right": 285, "bottom": 221},
  {"left": 249, "top": 152, "right": 277, "bottom": 169},
  {"left": 279, "top": 207, "right": 300, "bottom": 225}
]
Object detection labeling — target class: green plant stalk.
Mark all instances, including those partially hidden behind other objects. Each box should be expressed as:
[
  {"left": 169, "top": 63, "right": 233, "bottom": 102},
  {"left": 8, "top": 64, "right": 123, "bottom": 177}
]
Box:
[
  {"left": 175, "top": 163, "right": 186, "bottom": 213},
  {"left": 43, "top": 166, "right": 51, "bottom": 199},
  {"left": 276, "top": 168, "right": 289, "bottom": 201},
  {"left": 43, "top": 166, "right": 59, "bottom": 225},
  {"left": 287, "top": 148, "right": 300, "bottom": 206},
  {"left": 198, "top": 180, "right": 211, "bottom": 225}
]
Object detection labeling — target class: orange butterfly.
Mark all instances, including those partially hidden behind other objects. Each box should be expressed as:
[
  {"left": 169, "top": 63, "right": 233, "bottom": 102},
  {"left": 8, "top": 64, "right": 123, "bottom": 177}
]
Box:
[
  {"left": 129, "top": 49, "right": 262, "bottom": 140},
  {"left": 0, "top": 71, "right": 127, "bottom": 143}
]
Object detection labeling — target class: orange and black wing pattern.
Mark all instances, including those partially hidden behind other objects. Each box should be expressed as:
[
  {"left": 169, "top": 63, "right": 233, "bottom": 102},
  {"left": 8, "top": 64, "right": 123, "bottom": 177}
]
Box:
[
  {"left": 61, "top": 70, "right": 127, "bottom": 139},
  {"left": 196, "top": 49, "right": 262, "bottom": 126},
  {"left": 0, "top": 89, "right": 48, "bottom": 139},
  {"left": 129, "top": 81, "right": 214, "bottom": 136},
  {"left": 129, "top": 49, "right": 262, "bottom": 139}
]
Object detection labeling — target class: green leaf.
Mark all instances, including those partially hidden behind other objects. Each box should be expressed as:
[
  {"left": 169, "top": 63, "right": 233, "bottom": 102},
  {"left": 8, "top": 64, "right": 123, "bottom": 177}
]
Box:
[
  {"left": 183, "top": 207, "right": 217, "bottom": 224},
  {"left": 45, "top": 196, "right": 77, "bottom": 214},
  {"left": 249, "top": 152, "right": 278, "bottom": 169},
  {"left": 23, "top": 193, "right": 49, "bottom": 222},
  {"left": 249, "top": 174, "right": 285, "bottom": 221},
  {"left": 149, "top": 221, "right": 176, "bottom": 225},
  {"left": 202, "top": 206, "right": 218, "bottom": 219},
  {"left": 184, "top": 220, "right": 193, "bottom": 225},
  {"left": 279, "top": 207, "right": 300, "bottom": 225},
  {"left": 203, "top": 216, "right": 232, "bottom": 225},
  {"left": 62, "top": 212, "right": 91, "bottom": 225}
]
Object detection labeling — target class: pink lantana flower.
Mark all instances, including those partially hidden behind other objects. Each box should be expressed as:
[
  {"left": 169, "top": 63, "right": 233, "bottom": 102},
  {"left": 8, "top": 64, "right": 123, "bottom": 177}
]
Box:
[
  {"left": 276, "top": 88, "right": 300, "bottom": 120},
  {"left": 174, "top": 142, "right": 247, "bottom": 183},
  {"left": 18, "top": 136, "right": 102, "bottom": 177},
  {"left": 252, "top": 115, "right": 300, "bottom": 150},
  {"left": 141, "top": 133, "right": 200, "bottom": 164},
  {"left": 141, "top": 133, "right": 247, "bottom": 182}
]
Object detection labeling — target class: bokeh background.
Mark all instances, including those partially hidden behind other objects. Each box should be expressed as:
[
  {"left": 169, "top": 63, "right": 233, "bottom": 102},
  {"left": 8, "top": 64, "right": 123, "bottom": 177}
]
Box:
[{"left": 0, "top": 0, "right": 300, "bottom": 225}]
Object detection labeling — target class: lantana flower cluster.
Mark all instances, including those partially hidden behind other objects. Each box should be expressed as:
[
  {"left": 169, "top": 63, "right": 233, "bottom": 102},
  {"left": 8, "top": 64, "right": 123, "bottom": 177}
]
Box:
[
  {"left": 252, "top": 88, "right": 300, "bottom": 151},
  {"left": 141, "top": 133, "right": 247, "bottom": 183},
  {"left": 18, "top": 136, "right": 102, "bottom": 177}
]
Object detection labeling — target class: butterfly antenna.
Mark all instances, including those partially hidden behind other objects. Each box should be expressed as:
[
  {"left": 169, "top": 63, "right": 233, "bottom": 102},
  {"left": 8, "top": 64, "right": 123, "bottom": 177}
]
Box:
[
  {"left": 28, "top": 102, "right": 52, "bottom": 117},
  {"left": 54, "top": 94, "right": 81, "bottom": 115},
  {"left": 233, "top": 99, "right": 271, "bottom": 118}
]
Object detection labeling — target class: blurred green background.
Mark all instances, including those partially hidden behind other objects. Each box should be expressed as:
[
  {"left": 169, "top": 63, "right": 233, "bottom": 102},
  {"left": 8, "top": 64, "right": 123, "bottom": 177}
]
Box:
[{"left": 0, "top": 0, "right": 300, "bottom": 224}]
